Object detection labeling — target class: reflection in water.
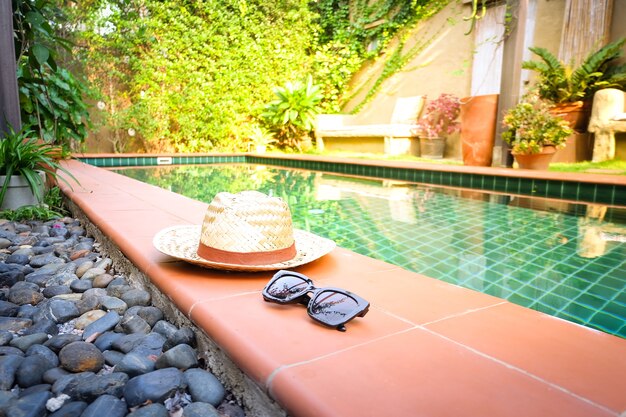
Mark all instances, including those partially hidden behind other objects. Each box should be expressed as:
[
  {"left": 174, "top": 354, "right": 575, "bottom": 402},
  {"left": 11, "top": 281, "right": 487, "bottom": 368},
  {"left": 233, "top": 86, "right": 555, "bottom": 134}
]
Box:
[{"left": 116, "top": 164, "right": 626, "bottom": 338}]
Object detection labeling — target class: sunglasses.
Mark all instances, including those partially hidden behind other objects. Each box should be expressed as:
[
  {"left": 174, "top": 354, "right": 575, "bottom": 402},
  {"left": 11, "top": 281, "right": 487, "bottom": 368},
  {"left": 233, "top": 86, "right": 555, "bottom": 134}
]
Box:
[{"left": 262, "top": 270, "right": 369, "bottom": 331}]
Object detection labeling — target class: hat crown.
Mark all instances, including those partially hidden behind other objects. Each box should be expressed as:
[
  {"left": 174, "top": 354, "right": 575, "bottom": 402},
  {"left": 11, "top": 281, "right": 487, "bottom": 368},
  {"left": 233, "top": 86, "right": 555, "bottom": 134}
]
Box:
[{"left": 200, "top": 191, "right": 295, "bottom": 255}]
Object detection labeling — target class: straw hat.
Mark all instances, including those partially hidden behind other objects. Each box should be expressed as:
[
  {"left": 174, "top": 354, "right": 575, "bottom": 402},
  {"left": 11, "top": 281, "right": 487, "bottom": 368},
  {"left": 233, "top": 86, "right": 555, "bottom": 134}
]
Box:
[{"left": 153, "top": 191, "right": 335, "bottom": 271}]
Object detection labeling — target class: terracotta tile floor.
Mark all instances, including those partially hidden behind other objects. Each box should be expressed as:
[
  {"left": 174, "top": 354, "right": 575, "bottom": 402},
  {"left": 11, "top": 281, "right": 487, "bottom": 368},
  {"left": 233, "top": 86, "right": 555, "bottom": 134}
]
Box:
[{"left": 59, "top": 159, "right": 626, "bottom": 417}]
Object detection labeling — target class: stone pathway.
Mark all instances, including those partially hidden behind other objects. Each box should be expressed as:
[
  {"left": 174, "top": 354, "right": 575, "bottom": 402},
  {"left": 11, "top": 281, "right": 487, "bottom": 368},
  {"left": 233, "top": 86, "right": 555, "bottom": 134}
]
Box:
[{"left": 0, "top": 217, "right": 245, "bottom": 417}]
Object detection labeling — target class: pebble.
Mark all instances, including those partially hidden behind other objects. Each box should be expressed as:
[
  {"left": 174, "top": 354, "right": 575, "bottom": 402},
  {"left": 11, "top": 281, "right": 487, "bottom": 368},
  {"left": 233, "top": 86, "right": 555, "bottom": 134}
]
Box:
[
  {"left": 0, "top": 218, "right": 238, "bottom": 416},
  {"left": 58, "top": 342, "right": 104, "bottom": 373}
]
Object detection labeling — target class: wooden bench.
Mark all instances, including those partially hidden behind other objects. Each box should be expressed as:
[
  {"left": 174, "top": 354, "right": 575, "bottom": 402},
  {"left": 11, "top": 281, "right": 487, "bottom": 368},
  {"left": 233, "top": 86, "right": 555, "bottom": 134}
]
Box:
[
  {"left": 315, "top": 96, "right": 425, "bottom": 155},
  {"left": 588, "top": 88, "right": 626, "bottom": 161}
]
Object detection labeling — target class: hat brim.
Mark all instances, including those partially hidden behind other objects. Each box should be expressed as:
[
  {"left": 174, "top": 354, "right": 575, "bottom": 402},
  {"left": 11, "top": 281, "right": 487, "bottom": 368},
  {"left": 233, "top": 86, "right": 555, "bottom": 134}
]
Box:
[{"left": 153, "top": 225, "right": 336, "bottom": 272}]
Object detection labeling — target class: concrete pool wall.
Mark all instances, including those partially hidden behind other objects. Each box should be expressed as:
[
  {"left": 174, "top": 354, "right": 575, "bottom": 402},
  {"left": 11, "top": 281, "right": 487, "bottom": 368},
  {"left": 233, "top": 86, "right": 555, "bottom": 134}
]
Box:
[{"left": 59, "top": 156, "right": 626, "bottom": 417}]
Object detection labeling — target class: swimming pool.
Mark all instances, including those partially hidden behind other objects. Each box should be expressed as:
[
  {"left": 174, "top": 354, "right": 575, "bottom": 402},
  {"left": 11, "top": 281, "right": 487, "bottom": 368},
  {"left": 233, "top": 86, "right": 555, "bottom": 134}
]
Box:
[{"left": 116, "top": 164, "right": 626, "bottom": 338}]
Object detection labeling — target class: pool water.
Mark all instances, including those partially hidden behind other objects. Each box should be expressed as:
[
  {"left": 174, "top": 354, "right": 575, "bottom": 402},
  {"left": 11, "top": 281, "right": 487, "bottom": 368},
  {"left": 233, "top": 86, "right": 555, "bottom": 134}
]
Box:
[{"left": 116, "top": 164, "right": 626, "bottom": 338}]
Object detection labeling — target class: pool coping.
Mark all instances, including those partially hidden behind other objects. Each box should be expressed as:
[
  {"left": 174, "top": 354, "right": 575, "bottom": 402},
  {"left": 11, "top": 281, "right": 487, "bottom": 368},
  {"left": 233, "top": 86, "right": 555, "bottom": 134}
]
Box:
[{"left": 59, "top": 158, "right": 626, "bottom": 417}]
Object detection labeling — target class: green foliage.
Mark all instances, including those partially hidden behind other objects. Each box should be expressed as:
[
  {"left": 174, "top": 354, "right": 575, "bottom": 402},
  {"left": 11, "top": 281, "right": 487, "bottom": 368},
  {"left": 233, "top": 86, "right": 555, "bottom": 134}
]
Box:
[
  {"left": 502, "top": 93, "right": 573, "bottom": 155},
  {"left": 13, "top": 0, "right": 92, "bottom": 151},
  {"left": 0, "top": 125, "right": 77, "bottom": 205},
  {"left": 0, "top": 204, "right": 63, "bottom": 221},
  {"left": 261, "top": 76, "right": 323, "bottom": 151},
  {"left": 522, "top": 38, "right": 626, "bottom": 103},
  {"left": 70, "top": 0, "right": 317, "bottom": 152}
]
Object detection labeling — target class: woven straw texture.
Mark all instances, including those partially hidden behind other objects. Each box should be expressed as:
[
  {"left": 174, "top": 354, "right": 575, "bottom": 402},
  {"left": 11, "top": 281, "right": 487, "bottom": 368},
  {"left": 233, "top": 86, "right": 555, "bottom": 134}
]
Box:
[
  {"left": 153, "top": 225, "right": 335, "bottom": 272},
  {"left": 200, "top": 191, "right": 294, "bottom": 252}
]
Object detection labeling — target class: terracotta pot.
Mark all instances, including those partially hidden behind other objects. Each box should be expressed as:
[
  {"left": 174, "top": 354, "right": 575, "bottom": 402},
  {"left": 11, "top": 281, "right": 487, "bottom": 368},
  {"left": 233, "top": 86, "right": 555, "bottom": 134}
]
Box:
[
  {"left": 419, "top": 137, "right": 445, "bottom": 159},
  {"left": 460, "top": 94, "right": 499, "bottom": 166},
  {"left": 550, "top": 101, "right": 592, "bottom": 133},
  {"left": 512, "top": 146, "right": 557, "bottom": 170}
]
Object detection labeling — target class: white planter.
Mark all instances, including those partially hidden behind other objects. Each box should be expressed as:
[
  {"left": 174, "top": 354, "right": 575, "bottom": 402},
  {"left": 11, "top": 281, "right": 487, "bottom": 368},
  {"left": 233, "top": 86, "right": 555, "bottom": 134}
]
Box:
[{"left": 0, "top": 172, "right": 45, "bottom": 210}]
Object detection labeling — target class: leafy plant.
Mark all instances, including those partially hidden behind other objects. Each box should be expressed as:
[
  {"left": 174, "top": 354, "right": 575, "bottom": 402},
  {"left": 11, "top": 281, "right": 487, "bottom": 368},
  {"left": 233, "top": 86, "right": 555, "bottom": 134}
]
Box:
[
  {"left": 522, "top": 38, "right": 626, "bottom": 103},
  {"left": 502, "top": 93, "right": 573, "bottom": 154},
  {"left": 261, "top": 76, "right": 323, "bottom": 151},
  {"left": 415, "top": 94, "right": 461, "bottom": 139},
  {"left": 0, "top": 125, "right": 77, "bottom": 206},
  {"left": 13, "top": 0, "right": 92, "bottom": 152}
]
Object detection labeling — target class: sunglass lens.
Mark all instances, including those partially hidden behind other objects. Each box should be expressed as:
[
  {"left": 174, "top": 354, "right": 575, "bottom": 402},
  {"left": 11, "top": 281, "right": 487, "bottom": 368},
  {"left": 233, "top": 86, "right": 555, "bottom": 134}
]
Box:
[
  {"left": 266, "top": 274, "right": 309, "bottom": 301},
  {"left": 309, "top": 290, "right": 359, "bottom": 327}
]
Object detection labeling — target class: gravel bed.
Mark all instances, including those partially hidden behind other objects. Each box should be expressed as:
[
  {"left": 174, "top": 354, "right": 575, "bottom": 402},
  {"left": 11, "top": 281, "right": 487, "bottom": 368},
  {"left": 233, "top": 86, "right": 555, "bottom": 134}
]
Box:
[{"left": 0, "top": 216, "right": 246, "bottom": 417}]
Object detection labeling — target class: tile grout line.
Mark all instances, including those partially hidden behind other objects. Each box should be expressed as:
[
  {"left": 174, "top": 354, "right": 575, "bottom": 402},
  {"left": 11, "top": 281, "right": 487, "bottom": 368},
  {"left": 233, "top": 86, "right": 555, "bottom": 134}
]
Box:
[{"left": 420, "top": 326, "right": 618, "bottom": 416}]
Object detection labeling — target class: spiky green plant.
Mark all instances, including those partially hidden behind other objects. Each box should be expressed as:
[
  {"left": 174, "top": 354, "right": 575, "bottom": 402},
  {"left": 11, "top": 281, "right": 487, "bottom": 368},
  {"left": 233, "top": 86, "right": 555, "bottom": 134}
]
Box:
[
  {"left": 261, "top": 75, "right": 322, "bottom": 151},
  {"left": 0, "top": 125, "right": 77, "bottom": 206},
  {"left": 522, "top": 38, "right": 626, "bottom": 103}
]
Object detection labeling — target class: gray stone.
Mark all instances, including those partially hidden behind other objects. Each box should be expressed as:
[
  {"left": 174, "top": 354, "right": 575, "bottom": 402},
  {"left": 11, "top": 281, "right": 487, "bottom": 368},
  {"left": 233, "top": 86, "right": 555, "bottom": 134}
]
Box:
[
  {"left": 121, "top": 288, "right": 151, "bottom": 307},
  {"left": 156, "top": 344, "right": 198, "bottom": 371},
  {"left": 42, "top": 367, "right": 71, "bottom": 384},
  {"left": 0, "top": 299, "right": 19, "bottom": 316},
  {"left": 114, "top": 352, "right": 156, "bottom": 377},
  {"left": 44, "top": 334, "right": 82, "bottom": 353},
  {"left": 53, "top": 262, "right": 78, "bottom": 276},
  {"left": 75, "top": 261, "right": 94, "bottom": 278},
  {"left": 182, "top": 402, "right": 220, "bottom": 417},
  {"left": 184, "top": 369, "right": 226, "bottom": 406},
  {"left": 82, "top": 287, "right": 107, "bottom": 299},
  {"left": 10, "top": 333, "right": 49, "bottom": 352},
  {"left": 6, "top": 253, "right": 29, "bottom": 265},
  {"left": 5, "top": 390, "right": 52, "bottom": 417},
  {"left": 93, "top": 331, "right": 123, "bottom": 352},
  {"left": 129, "top": 332, "right": 165, "bottom": 357},
  {"left": 8, "top": 287, "right": 44, "bottom": 306},
  {"left": 121, "top": 315, "right": 151, "bottom": 334},
  {"left": 30, "top": 252, "right": 64, "bottom": 268},
  {"left": 26, "top": 344, "right": 59, "bottom": 367},
  {"left": 75, "top": 310, "right": 106, "bottom": 330},
  {"left": 0, "top": 269, "right": 23, "bottom": 287},
  {"left": 0, "top": 317, "right": 32, "bottom": 332},
  {"left": 0, "top": 237, "right": 11, "bottom": 249},
  {"left": 127, "top": 403, "right": 169, "bottom": 417},
  {"left": 123, "top": 367, "right": 185, "bottom": 408},
  {"left": 107, "top": 284, "right": 132, "bottom": 298},
  {"left": 18, "top": 383, "right": 52, "bottom": 398},
  {"left": 138, "top": 306, "right": 163, "bottom": 327},
  {"left": 100, "top": 295, "right": 128, "bottom": 314},
  {"left": 73, "top": 372, "right": 129, "bottom": 402},
  {"left": 152, "top": 320, "right": 178, "bottom": 339},
  {"left": 112, "top": 333, "right": 146, "bottom": 353},
  {"left": 94, "top": 258, "right": 113, "bottom": 271},
  {"left": 24, "top": 263, "right": 63, "bottom": 281},
  {"left": 17, "top": 304, "right": 39, "bottom": 319},
  {"left": 82, "top": 311, "right": 121, "bottom": 341},
  {"left": 103, "top": 349, "right": 125, "bottom": 366},
  {"left": 16, "top": 354, "right": 55, "bottom": 388},
  {"left": 164, "top": 327, "right": 196, "bottom": 351},
  {"left": 51, "top": 371, "right": 95, "bottom": 397},
  {"left": 35, "top": 299, "right": 80, "bottom": 324},
  {"left": 75, "top": 295, "right": 100, "bottom": 315},
  {"left": 49, "top": 227, "right": 69, "bottom": 238},
  {"left": 47, "top": 272, "right": 78, "bottom": 287},
  {"left": 42, "top": 285, "right": 72, "bottom": 298},
  {"left": 69, "top": 279, "right": 92, "bottom": 293},
  {"left": 80, "top": 268, "right": 106, "bottom": 281},
  {"left": 0, "top": 354, "right": 24, "bottom": 389},
  {"left": 0, "top": 329, "right": 14, "bottom": 345},
  {"left": 59, "top": 342, "right": 105, "bottom": 373},
  {"left": 22, "top": 318, "right": 58, "bottom": 336},
  {"left": 0, "top": 390, "right": 17, "bottom": 415},
  {"left": 107, "top": 277, "right": 128, "bottom": 287},
  {"left": 0, "top": 346, "right": 24, "bottom": 356},
  {"left": 92, "top": 273, "right": 114, "bottom": 288},
  {"left": 80, "top": 395, "right": 127, "bottom": 417},
  {"left": 48, "top": 401, "right": 88, "bottom": 417}
]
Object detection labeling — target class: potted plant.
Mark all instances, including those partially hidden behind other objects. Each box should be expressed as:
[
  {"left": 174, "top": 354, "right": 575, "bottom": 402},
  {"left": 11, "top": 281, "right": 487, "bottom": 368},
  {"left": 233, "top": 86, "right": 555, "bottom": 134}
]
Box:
[
  {"left": 521, "top": 37, "right": 626, "bottom": 131},
  {"left": 502, "top": 93, "right": 573, "bottom": 170},
  {"left": 0, "top": 125, "right": 76, "bottom": 210},
  {"left": 414, "top": 93, "right": 461, "bottom": 159}
]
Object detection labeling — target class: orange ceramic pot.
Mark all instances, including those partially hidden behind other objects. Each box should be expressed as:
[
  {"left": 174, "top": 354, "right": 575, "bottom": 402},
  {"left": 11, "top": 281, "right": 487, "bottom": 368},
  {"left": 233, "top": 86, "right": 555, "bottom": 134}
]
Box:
[
  {"left": 512, "top": 146, "right": 557, "bottom": 170},
  {"left": 460, "top": 94, "right": 499, "bottom": 166}
]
